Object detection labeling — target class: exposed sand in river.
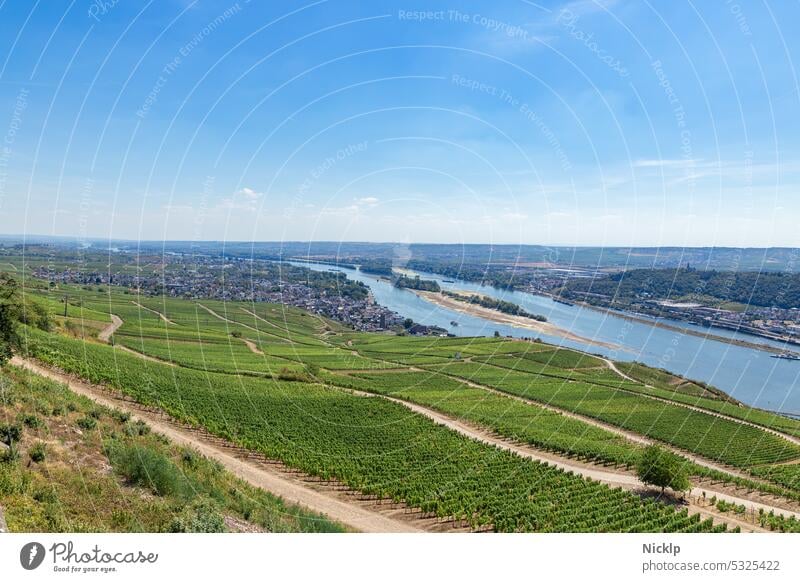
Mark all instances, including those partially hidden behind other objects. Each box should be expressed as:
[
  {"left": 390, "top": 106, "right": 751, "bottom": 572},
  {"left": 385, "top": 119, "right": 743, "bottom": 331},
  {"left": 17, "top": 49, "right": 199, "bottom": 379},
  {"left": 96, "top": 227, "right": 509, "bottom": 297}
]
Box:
[{"left": 414, "top": 290, "right": 621, "bottom": 351}]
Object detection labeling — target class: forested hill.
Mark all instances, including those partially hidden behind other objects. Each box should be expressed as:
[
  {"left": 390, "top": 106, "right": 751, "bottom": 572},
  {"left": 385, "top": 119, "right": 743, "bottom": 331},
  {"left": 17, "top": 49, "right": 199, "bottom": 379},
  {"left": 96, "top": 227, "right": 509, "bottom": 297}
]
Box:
[{"left": 561, "top": 269, "right": 800, "bottom": 309}]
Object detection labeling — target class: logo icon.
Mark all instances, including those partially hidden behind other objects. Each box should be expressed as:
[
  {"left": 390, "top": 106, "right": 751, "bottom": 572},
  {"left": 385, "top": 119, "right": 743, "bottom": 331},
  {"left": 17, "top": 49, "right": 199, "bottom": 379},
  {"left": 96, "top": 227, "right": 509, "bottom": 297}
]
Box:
[{"left": 20, "top": 542, "right": 46, "bottom": 570}]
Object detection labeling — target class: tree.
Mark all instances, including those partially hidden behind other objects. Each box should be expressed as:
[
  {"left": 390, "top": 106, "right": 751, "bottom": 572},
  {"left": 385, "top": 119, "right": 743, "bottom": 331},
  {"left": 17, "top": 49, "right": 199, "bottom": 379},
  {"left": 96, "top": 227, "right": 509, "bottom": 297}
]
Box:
[
  {"left": 0, "top": 274, "right": 21, "bottom": 366},
  {"left": 636, "top": 444, "right": 691, "bottom": 494}
]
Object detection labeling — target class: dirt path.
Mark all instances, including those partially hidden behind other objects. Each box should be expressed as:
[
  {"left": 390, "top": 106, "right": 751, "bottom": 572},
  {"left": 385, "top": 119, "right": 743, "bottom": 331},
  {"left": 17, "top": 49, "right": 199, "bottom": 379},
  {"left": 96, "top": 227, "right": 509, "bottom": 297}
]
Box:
[
  {"left": 197, "top": 303, "right": 293, "bottom": 344},
  {"left": 10, "top": 357, "right": 421, "bottom": 533},
  {"left": 113, "top": 344, "right": 177, "bottom": 367},
  {"left": 14, "top": 356, "right": 798, "bottom": 530},
  {"left": 601, "top": 358, "right": 800, "bottom": 447},
  {"left": 97, "top": 314, "right": 123, "bottom": 342},
  {"left": 336, "top": 383, "right": 800, "bottom": 524},
  {"left": 241, "top": 338, "right": 262, "bottom": 355},
  {"left": 240, "top": 307, "right": 293, "bottom": 334},
  {"left": 131, "top": 301, "right": 175, "bottom": 325},
  {"left": 344, "top": 359, "right": 759, "bottom": 480}
]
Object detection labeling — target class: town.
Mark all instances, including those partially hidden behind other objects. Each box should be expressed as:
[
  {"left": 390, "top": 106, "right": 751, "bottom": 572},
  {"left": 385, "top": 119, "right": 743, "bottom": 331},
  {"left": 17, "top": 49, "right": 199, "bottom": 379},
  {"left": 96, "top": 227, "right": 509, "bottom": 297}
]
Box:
[{"left": 24, "top": 251, "right": 449, "bottom": 335}]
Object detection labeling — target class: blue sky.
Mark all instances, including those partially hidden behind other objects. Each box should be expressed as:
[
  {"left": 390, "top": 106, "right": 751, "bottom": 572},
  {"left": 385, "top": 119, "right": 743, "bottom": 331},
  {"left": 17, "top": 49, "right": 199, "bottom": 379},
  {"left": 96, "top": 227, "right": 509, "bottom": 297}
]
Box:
[{"left": 0, "top": 0, "right": 799, "bottom": 246}]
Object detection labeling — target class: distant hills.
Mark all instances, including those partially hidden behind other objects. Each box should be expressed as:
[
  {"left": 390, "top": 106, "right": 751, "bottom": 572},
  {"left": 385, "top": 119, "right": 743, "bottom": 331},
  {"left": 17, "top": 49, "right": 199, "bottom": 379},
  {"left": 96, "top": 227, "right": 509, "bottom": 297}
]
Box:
[{"left": 1, "top": 235, "right": 799, "bottom": 272}]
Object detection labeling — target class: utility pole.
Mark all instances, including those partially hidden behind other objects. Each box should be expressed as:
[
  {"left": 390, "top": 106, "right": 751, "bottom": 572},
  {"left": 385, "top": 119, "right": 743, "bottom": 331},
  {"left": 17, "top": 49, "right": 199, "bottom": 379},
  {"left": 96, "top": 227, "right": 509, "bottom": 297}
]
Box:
[{"left": 64, "top": 295, "right": 68, "bottom": 318}]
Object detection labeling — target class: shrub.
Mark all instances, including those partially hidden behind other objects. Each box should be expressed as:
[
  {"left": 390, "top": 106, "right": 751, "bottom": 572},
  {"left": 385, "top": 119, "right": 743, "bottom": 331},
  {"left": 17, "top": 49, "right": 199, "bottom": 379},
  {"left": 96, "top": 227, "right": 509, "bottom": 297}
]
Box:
[
  {"left": 29, "top": 442, "right": 47, "bottom": 463},
  {"left": 32, "top": 486, "right": 58, "bottom": 503},
  {"left": 122, "top": 420, "right": 150, "bottom": 437},
  {"left": 169, "top": 501, "right": 225, "bottom": 532},
  {"left": 0, "top": 423, "right": 22, "bottom": 447},
  {"left": 181, "top": 449, "right": 198, "bottom": 468},
  {"left": 105, "top": 442, "right": 188, "bottom": 497},
  {"left": 112, "top": 410, "right": 131, "bottom": 424},
  {"left": 20, "top": 413, "right": 43, "bottom": 429},
  {"left": 76, "top": 416, "right": 97, "bottom": 431}
]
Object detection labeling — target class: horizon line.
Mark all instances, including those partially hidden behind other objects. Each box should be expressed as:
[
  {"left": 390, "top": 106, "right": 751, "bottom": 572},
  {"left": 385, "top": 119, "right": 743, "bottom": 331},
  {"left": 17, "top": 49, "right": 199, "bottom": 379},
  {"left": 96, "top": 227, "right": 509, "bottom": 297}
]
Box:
[{"left": 0, "top": 233, "right": 798, "bottom": 251}]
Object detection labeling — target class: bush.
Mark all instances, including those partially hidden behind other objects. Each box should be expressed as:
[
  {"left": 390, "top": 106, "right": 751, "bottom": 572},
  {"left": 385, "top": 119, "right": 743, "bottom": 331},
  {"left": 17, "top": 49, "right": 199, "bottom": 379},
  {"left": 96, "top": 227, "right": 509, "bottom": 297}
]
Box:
[
  {"left": 20, "top": 413, "right": 43, "bottom": 429},
  {"left": 112, "top": 410, "right": 131, "bottom": 424},
  {"left": 169, "top": 501, "right": 225, "bottom": 533},
  {"left": 181, "top": 449, "right": 198, "bottom": 468},
  {"left": 76, "top": 416, "right": 97, "bottom": 431},
  {"left": 29, "top": 442, "right": 47, "bottom": 463},
  {"left": 122, "top": 420, "right": 150, "bottom": 437},
  {"left": 105, "top": 442, "right": 188, "bottom": 497},
  {"left": 0, "top": 423, "right": 22, "bottom": 447}
]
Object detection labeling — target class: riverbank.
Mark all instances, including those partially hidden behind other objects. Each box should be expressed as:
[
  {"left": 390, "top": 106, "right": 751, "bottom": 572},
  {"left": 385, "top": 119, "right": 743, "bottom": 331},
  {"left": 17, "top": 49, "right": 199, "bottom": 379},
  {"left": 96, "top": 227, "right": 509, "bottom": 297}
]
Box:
[
  {"left": 414, "top": 290, "right": 621, "bottom": 351},
  {"left": 562, "top": 298, "right": 800, "bottom": 357}
]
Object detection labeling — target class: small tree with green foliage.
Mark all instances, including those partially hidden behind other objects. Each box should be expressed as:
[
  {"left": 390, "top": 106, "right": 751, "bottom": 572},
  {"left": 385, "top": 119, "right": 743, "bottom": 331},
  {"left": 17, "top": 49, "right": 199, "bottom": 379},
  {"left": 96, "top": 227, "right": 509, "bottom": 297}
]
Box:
[
  {"left": 636, "top": 444, "right": 691, "bottom": 494},
  {"left": 0, "top": 274, "right": 21, "bottom": 366}
]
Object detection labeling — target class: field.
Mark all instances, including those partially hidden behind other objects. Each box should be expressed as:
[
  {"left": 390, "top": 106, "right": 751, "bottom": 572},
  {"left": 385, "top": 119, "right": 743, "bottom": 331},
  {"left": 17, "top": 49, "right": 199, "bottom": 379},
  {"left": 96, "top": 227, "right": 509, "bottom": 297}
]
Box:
[{"left": 10, "top": 282, "right": 800, "bottom": 531}]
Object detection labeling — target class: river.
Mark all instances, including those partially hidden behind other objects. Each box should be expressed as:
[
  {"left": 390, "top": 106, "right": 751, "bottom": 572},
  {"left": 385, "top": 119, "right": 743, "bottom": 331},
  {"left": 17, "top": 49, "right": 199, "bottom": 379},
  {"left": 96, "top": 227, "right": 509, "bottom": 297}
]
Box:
[{"left": 289, "top": 261, "right": 800, "bottom": 415}]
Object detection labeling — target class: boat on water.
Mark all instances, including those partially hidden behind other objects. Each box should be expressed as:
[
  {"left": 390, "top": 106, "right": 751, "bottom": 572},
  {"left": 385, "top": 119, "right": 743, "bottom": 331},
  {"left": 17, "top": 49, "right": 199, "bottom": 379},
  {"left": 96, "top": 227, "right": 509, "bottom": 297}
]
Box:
[{"left": 771, "top": 352, "right": 800, "bottom": 361}]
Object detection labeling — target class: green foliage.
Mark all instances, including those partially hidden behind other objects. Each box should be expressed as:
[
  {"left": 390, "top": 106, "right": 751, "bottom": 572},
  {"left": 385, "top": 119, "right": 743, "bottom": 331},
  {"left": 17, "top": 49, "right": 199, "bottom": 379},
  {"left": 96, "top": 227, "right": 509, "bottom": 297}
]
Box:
[
  {"left": 168, "top": 501, "right": 225, "bottom": 532},
  {"left": 20, "top": 413, "right": 43, "bottom": 429},
  {"left": 443, "top": 291, "right": 547, "bottom": 321},
  {"left": 19, "top": 299, "right": 53, "bottom": 332},
  {"left": 0, "top": 274, "right": 21, "bottom": 365},
  {"left": 76, "top": 416, "right": 97, "bottom": 431},
  {"left": 563, "top": 268, "right": 800, "bottom": 310},
  {"left": 0, "top": 365, "right": 342, "bottom": 533},
  {"left": 0, "top": 423, "right": 22, "bottom": 447},
  {"left": 123, "top": 420, "right": 150, "bottom": 437},
  {"left": 393, "top": 274, "right": 440, "bottom": 292},
  {"left": 23, "top": 329, "right": 723, "bottom": 532},
  {"left": 29, "top": 442, "right": 47, "bottom": 463},
  {"left": 105, "top": 442, "right": 188, "bottom": 497},
  {"left": 637, "top": 445, "right": 691, "bottom": 493}
]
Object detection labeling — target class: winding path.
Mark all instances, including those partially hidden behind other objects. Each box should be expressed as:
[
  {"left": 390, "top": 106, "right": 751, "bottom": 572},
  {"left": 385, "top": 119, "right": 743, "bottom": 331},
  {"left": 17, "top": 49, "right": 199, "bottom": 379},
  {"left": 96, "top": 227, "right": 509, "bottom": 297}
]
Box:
[
  {"left": 10, "top": 356, "right": 420, "bottom": 533},
  {"left": 97, "top": 314, "right": 123, "bottom": 342},
  {"left": 53, "top": 309, "right": 800, "bottom": 529},
  {"left": 336, "top": 383, "right": 800, "bottom": 524},
  {"left": 131, "top": 301, "right": 175, "bottom": 325}
]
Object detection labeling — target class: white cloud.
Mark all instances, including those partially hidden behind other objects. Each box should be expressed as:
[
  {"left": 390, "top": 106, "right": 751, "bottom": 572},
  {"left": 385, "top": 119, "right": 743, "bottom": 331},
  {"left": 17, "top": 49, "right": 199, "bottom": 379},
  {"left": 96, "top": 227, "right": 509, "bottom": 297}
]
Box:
[
  {"left": 355, "top": 196, "right": 379, "bottom": 206},
  {"left": 634, "top": 159, "right": 701, "bottom": 168},
  {"left": 220, "top": 187, "right": 263, "bottom": 210}
]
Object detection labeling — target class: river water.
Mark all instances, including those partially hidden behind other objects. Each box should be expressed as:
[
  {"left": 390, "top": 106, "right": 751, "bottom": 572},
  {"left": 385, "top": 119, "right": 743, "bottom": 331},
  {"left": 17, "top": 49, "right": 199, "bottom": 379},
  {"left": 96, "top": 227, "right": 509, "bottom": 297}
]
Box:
[{"left": 289, "top": 261, "right": 800, "bottom": 415}]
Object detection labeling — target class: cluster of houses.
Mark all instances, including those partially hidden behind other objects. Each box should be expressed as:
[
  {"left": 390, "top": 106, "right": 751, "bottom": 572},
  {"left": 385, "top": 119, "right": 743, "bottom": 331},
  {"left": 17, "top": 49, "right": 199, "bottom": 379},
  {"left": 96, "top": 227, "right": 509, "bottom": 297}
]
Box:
[
  {"left": 32, "top": 258, "right": 442, "bottom": 334},
  {"left": 640, "top": 300, "right": 800, "bottom": 345}
]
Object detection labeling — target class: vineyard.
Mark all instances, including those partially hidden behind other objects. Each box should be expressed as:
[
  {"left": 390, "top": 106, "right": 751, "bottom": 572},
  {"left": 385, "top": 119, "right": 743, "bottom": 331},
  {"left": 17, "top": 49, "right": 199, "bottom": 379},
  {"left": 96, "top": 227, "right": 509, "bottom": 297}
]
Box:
[
  {"left": 19, "top": 327, "right": 725, "bottom": 532},
  {"left": 420, "top": 360, "right": 800, "bottom": 467},
  {"left": 11, "top": 282, "right": 800, "bottom": 530}
]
